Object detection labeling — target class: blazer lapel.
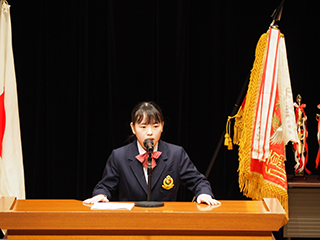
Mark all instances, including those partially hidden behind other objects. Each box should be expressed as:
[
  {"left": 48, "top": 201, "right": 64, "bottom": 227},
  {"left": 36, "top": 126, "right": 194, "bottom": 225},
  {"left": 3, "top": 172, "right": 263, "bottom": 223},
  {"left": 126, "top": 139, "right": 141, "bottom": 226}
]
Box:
[
  {"left": 128, "top": 141, "right": 148, "bottom": 194},
  {"left": 151, "top": 140, "right": 168, "bottom": 189}
]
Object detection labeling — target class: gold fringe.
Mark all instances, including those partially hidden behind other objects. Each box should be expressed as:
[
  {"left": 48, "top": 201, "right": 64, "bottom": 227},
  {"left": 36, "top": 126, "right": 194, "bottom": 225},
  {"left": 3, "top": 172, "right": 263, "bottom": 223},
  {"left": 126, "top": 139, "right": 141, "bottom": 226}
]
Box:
[
  {"left": 239, "top": 172, "right": 289, "bottom": 225},
  {"left": 237, "top": 31, "right": 289, "bottom": 224}
]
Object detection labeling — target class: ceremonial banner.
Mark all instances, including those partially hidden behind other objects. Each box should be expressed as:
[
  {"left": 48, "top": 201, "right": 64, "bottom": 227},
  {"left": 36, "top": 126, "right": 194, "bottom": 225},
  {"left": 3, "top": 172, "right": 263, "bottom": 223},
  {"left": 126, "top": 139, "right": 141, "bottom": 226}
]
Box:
[
  {"left": 235, "top": 27, "right": 298, "bottom": 223},
  {"left": 0, "top": 0, "right": 25, "bottom": 199}
]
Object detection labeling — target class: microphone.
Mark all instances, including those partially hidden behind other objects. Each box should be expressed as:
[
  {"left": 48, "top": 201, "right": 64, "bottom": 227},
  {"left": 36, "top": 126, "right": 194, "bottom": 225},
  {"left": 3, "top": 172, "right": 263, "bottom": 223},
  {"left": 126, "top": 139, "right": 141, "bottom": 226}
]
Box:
[
  {"left": 135, "top": 138, "right": 164, "bottom": 207},
  {"left": 143, "top": 138, "right": 154, "bottom": 153}
]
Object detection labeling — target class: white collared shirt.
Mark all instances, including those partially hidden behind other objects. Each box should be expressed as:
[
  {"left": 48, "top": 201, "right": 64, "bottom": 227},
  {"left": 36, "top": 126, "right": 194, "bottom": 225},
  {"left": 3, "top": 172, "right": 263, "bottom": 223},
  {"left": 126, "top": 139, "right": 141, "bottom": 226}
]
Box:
[{"left": 136, "top": 141, "right": 158, "bottom": 183}]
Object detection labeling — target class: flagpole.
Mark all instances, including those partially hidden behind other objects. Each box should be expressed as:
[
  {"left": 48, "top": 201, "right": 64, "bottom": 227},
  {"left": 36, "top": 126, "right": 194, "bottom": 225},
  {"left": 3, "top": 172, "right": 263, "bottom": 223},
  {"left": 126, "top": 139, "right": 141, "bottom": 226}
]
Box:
[
  {"left": 190, "top": 74, "right": 249, "bottom": 202},
  {"left": 204, "top": 73, "right": 250, "bottom": 179},
  {"left": 205, "top": 0, "right": 286, "bottom": 178},
  {"left": 270, "top": 0, "right": 285, "bottom": 28},
  {"left": 191, "top": 1, "right": 288, "bottom": 203}
]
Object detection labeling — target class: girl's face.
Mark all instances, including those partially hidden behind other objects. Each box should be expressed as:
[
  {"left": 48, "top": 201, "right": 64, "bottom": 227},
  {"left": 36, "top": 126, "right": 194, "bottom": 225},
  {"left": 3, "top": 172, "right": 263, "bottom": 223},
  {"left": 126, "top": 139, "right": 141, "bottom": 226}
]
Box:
[{"left": 130, "top": 115, "right": 164, "bottom": 150}]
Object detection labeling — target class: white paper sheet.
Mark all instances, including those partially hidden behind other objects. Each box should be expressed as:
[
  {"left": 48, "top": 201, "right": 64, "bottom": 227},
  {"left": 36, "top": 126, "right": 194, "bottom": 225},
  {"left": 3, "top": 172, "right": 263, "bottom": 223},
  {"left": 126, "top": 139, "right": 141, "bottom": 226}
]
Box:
[{"left": 91, "top": 202, "right": 135, "bottom": 210}]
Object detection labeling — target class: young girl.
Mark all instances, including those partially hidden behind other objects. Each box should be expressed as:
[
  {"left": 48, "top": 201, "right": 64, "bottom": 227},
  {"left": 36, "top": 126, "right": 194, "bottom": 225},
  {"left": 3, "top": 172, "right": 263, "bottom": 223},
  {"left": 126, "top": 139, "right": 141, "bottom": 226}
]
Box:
[{"left": 84, "top": 101, "right": 220, "bottom": 206}]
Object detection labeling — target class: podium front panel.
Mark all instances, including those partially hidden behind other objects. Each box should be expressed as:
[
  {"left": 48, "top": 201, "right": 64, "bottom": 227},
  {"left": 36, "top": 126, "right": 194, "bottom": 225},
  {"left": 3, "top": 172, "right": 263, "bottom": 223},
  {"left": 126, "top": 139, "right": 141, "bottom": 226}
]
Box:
[{"left": 0, "top": 197, "right": 286, "bottom": 239}]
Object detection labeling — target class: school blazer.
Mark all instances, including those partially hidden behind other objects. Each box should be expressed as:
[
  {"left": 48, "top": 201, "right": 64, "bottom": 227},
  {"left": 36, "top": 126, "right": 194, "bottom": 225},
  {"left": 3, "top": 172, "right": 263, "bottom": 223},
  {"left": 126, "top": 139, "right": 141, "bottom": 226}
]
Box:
[{"left": 92, "top": 140, "right": 214, "bottom": 201}]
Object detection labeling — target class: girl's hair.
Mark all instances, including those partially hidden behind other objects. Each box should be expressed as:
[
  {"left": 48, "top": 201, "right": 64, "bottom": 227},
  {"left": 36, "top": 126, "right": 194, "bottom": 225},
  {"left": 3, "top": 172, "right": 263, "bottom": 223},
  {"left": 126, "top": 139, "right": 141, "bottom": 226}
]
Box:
[{"left": 131, "top": 101, "right": 164, "bottom": 125}]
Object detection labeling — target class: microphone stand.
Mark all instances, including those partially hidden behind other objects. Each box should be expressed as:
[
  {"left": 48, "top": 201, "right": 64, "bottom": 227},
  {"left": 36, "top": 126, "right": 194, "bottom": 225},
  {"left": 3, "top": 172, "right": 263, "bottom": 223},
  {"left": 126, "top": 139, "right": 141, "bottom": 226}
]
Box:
[
  {"left": 147, "top": 152, "right": 152, "bottom": 201},
  {"left": 135, "top": 151, "right": 164, "bottom": 207}
]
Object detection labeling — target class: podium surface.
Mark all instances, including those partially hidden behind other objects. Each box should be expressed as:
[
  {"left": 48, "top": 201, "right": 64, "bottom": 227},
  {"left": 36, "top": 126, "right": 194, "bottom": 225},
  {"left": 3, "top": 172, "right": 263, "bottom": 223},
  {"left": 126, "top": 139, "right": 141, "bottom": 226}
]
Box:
[{"left": 0, "top": 197, "right": 286, "bottom": 239}]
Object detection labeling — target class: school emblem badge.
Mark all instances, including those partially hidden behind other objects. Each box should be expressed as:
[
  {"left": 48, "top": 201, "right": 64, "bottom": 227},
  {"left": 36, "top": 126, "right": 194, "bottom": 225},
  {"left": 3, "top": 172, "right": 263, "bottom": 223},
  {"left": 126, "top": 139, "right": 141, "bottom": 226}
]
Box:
[{"left": 162, "top": 175, "right": 174, "bottom": 190}]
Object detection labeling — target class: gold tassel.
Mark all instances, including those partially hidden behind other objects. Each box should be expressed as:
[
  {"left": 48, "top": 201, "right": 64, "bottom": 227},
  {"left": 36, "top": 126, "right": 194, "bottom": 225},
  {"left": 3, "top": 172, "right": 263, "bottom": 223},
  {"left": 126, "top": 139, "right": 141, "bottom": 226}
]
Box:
[
  {"left": 225, "top": 114, "right": 241, "bottom": 150},
  {"left": 233, "top": 106, "right": 244, "bottom": 145},
  {"left": 224, "top": 117, "right": 232, "bottom": 149},
  {"left": 224, "top": 133, "right": 231, "bottom": 146},
  {"left": 228, "top": 138, "right": 233, "bottom": 150}
]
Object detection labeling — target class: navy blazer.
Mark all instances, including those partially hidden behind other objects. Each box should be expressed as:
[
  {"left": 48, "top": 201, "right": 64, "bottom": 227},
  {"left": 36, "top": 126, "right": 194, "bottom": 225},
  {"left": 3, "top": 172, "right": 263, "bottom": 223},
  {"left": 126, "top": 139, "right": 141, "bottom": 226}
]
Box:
[{"left": 92, "top": 140, "right": 214, "bottom": 201}]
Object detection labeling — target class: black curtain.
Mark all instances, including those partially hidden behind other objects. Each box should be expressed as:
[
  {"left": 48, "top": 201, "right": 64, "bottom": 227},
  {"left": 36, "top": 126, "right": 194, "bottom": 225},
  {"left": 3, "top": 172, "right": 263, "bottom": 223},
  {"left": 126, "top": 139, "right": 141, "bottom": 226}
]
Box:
[{"left": 10, "top": 0, "right": 320, "bottom": 204}]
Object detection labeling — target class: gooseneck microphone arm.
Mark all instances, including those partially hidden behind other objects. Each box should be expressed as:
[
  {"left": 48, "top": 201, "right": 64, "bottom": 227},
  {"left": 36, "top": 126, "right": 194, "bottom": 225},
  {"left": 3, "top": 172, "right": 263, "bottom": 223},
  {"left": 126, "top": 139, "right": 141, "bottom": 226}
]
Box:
[
  {"left": 147, "top": 151, "right": 152, "bottom": 201},
  {"left": 135, "top": 138, "right": 164, "bottom": 207},
  {"left": 144, "top": 138, "right": 154, "bottom": 201}
]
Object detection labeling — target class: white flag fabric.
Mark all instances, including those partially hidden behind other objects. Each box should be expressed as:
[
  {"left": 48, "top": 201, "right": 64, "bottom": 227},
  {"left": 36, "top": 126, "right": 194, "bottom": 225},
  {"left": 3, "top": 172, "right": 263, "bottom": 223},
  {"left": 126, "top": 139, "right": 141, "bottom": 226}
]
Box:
[
  {"left": 251, "top": 28, "right": 299, "bottom": 161},
  {"left": 0, "top": 0, "right": 25, "bottom": 199},
  {"left": 277, "top": 37, "right": 299, "bottom": 146},
  {"left": 251, "top": 28, "right": 280, "bottom": 161}
]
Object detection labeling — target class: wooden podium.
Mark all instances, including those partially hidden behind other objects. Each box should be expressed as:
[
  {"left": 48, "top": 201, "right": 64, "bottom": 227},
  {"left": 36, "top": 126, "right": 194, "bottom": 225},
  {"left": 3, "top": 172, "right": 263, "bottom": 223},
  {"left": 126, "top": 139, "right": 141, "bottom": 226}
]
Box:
[
  {"left": 283, "top": 175, "right": 320, "bottom": 239},
  {"left": 0, "top": 197, "right": 286, "bottom": 239}
]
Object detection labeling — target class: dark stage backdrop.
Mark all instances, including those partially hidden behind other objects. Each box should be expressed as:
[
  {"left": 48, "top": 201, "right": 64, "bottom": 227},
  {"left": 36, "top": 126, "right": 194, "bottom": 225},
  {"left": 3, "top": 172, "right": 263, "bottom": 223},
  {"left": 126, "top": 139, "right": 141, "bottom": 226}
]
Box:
[{"left": 9, "top": 1, "right": 320, "bottom": 203}]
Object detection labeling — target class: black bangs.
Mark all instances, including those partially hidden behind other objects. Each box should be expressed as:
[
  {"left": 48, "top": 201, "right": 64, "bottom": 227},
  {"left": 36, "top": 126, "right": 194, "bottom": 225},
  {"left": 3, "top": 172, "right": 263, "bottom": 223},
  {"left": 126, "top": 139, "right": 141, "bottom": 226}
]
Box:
[
  {"left": 135, "top": 110, "right": 161, "bottom": 124},
  {"left": 131, "top": 102, "right": 164, "bottom": 124}
]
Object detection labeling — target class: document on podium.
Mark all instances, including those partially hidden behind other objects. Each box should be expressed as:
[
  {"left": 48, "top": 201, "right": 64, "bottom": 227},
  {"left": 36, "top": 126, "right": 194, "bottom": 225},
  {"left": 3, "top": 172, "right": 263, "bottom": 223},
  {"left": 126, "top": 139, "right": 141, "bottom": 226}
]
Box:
[{"left": 91, "top": 202, "right": 135, "bottom": 210}]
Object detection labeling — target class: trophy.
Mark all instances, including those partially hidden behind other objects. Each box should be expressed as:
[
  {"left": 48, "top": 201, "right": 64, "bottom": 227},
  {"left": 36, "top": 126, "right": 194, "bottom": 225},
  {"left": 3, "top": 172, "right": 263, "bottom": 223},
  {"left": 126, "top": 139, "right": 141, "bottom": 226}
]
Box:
[
  {"left": 293, "top": 94, "right": 309, "bottom": 177},
  {"left": 315, "top": 104, "right": 320, "bottom": 171}
]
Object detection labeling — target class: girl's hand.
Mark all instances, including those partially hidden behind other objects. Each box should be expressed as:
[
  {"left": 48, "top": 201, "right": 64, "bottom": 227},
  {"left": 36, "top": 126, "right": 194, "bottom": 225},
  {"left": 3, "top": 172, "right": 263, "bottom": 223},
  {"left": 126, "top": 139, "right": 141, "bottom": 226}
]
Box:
[
  {"left": 83, "top": 194, "right": 109, "bottom": 204},
  {"left": 197, "top": 194, "right": 221, "bottom": 206}
]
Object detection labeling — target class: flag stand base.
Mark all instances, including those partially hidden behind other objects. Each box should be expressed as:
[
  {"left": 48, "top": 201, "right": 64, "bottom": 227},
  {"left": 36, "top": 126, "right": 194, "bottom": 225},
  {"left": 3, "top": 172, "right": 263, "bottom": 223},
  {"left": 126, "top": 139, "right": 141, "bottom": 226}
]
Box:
[{"left": 135, "top": 201, "right": 164, "bottom": 207}]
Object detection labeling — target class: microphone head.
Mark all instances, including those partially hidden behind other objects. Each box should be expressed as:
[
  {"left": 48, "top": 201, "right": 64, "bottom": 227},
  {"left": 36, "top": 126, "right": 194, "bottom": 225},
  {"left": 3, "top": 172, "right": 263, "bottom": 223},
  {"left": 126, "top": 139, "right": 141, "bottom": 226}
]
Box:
[{"left": 143, "top": 138, "right": 154, "bottom": 152}]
